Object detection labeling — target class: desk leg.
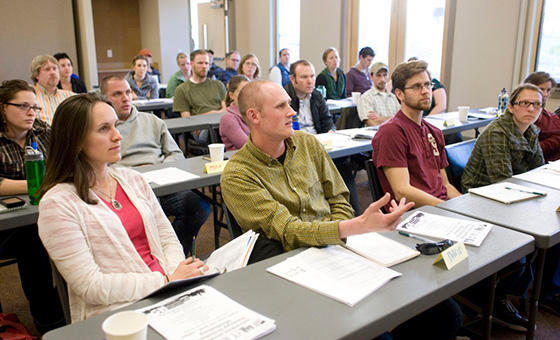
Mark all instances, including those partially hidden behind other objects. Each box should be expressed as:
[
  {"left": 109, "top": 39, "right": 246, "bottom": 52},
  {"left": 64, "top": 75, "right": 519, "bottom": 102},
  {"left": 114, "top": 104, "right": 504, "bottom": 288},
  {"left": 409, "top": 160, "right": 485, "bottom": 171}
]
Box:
[
  {"left": 526, "top": 248, "right": 546, "bottom": 340},
  {"left": 483, "top": 273, "right": 496, "bottom": 340}
]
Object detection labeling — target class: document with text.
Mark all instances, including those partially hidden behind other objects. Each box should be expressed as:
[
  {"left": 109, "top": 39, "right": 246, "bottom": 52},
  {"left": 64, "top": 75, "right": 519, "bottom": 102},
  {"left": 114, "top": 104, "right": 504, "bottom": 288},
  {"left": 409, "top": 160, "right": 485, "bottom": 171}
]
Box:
[
  {"left": 137, "top": 285, "right": 276, "bottom": 340},
  {"left": 141, "top": 167, "right": 199, "bottom": 185},
  {"left": 267, "top": 246, "right": 401, "bottom": 306},
  {"left": 396, "top": 211, "right": 492, "bottom": 247},
  {"left": 344, "top": 232, "right": 420, "bottom": 267}
]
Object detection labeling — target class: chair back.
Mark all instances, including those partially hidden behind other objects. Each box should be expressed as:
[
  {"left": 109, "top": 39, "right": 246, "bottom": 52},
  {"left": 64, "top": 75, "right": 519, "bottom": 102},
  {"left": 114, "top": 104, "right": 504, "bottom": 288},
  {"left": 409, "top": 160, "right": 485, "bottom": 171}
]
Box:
[
  {"left": 50, "top": 260, "right": 71, "bottom": 324},
  {"left": 335, "top": 107, "right": 362, "bottom": 130},
  {"left": 365, "top": 159, "right": 385, "bottom": 203},
  {"left": 221, "top": 201, "right": 244, "bottom": 239},
  {"left": 444, "top": 139, "right": 476, "bottom": 191}
]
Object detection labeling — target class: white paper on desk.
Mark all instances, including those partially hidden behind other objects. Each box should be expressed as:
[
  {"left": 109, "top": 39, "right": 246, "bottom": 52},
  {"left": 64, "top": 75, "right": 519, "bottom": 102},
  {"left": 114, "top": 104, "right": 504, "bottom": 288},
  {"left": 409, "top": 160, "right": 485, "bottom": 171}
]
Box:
[
  {"left": 396, "top": 211, "right": 492, "bottom": 247},
  {"left": 335, "top": 128, "right": 377, "bottom": 139},
  {"left": 514, "top": 163, "right": 560, "bottom": 190},
  {"left": 137, "top": 285, "right": 276, "bottom": 340},
  {"left": 267, "top": 246, "right": 401, "bottom": 307},
  {"left": 204, "top": 230, "right": 259, "bottom": 273},
  {"left": 344, "top": 232, "right": 419, "bottom": 267},
  {"left": 326, "top": 98, "right": 353, "bottom": 107},
  {"left": 468, "top": 112, "right": 495, "bottom": 119},
  {"left": 314, "top": 132, "right": 368, "bottom": 149},
  {"left": 468, "top": 182, "right": 546, "bottom": 204},
  {"left": 141, "top": 167, "right": 199, "bottom": 185}
]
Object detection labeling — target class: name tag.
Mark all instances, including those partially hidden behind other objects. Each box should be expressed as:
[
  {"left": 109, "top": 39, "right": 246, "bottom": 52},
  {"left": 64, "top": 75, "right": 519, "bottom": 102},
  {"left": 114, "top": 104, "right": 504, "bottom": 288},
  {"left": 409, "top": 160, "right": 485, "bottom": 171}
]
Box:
[
  {"left": 205, "top": 160, "right": 228, "bottom": 174},
  {"left": 433, "top": 242, "right": 468, "bottom": 270},
  {"left": 443, "top": 118, "right": 456, "bottom": 127}
]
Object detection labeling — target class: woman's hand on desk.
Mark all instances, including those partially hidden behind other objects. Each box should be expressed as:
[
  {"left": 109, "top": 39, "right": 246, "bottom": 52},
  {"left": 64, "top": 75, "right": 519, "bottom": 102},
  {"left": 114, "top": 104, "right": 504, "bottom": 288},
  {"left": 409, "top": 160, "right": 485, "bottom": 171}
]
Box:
[{"left": 168, "top": 257, "right": 209, "bottom": 281}]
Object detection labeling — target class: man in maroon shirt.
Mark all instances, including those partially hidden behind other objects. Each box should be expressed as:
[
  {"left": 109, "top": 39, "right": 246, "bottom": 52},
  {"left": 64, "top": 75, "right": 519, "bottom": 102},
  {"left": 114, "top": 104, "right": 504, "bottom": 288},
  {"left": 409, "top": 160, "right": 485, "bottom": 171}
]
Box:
[
  {"left": 372, "top": 60, "right": 461, "bottom": 208},
  {"left": 524, "top": 71, "right": 560, "bottom": 162}
]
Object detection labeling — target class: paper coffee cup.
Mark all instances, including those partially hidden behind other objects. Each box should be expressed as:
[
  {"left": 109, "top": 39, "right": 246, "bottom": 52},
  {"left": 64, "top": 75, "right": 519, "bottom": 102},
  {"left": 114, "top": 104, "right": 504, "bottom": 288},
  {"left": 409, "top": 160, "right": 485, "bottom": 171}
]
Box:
[
  {"left": 458, "top": 106, "right": 470, "bottom": 122},
  {"left": 102, "top": 311, "right": 148, "bottom": 340},
  {"left": 352, "top": 92, "right": 361, "bottom": 105},
  {"left": 208, "top": 143, "right": 225, "bottom": 163}
]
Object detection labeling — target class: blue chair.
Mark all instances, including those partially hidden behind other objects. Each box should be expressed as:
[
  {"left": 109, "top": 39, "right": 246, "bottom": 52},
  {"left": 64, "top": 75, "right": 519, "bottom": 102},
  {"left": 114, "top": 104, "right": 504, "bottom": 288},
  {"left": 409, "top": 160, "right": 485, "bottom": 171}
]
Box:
[{"left": 444, "top": 139, "right": 476, "bottom": 192}]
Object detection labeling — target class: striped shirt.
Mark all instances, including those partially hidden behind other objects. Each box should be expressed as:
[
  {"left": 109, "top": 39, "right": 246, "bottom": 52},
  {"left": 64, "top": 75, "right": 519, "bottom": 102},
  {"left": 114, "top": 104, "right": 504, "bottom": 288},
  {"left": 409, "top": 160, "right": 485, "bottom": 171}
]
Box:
[
  {"left": 33, "top": 84, "right": 75, "bottom": 124},
  {"left": 220, "top": 131, "right": 353, "bottom": 251},
  {"left": 357, "top": 87, "right": 400, "bottom": 122},
  {"left": 0, "top": 119, "right": 50, "bottom": 185}
]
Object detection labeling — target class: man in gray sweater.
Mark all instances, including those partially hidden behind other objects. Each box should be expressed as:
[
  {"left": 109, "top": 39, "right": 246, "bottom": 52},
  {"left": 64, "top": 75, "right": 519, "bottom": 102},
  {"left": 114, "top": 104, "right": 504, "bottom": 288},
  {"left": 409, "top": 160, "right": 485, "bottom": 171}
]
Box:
[{"left": 101, "top": 75, "right": 210, "bottom": 253}]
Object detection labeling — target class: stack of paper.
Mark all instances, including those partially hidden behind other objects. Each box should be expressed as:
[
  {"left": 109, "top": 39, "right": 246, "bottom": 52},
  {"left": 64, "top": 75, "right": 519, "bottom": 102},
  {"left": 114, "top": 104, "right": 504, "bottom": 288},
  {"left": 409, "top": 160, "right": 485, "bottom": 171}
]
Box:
[
  {"left": 344, "top": 232, "right": 420, "bottom": 267},
  {"left": 267, "top": 246, "right": 401, "bottom": 306},
  {"left": 141, "top": 167, "right": 199, "bottom": 185},
  {"left": 514, "top": 162, "right": 560, "bottom": 190},
  {"left": 396, "top": 211, "right": 492, "bottom": 247},
  {"left": 468, "top": 182, "right": 547, "bottom": 204},
  {"left": 137, "top": 285, "right": 276, "bottom": 340},
  {"left": 204, "top": 230, "right": 259, "bottom": 273}
]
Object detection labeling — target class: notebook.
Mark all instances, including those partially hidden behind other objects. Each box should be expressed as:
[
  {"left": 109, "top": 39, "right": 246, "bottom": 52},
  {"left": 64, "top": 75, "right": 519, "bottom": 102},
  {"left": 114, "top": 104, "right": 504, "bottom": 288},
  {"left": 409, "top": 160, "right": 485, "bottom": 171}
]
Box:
[
  {"left": 468, "top": 182, "right": 546, "bottom": 204},
  {"left": 344, "top": 232, "right": 419, "bottom": 267}
]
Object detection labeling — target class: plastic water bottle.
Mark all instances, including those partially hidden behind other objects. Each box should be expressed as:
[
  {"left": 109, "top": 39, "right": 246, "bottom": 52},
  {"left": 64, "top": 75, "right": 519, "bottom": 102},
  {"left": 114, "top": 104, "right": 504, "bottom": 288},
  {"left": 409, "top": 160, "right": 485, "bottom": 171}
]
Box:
[
  {"left": 317, "top": 85, "right": 327, "bottom": 98},
  {"left": 292, "top": 115, "right": 300, "bottom": 131},
  {"left": 497, "top": 89, "right": 503, "bottom": 114},
  {"left": 24, "top": 142, "right": 45, "bottom": 205},
  {"left": 501, "top": 88, "right": 508, "bottom": 114}
]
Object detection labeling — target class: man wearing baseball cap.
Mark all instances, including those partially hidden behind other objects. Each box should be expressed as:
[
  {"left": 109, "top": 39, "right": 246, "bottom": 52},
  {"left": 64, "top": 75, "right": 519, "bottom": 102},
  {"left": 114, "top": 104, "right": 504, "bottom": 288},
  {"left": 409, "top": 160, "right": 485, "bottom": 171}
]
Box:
[
  {"left": 357, "top": 62, "right": 400, "bottom": 126},
  {"left": 139, "top": 48, "right": 161, "bottom": 83}
]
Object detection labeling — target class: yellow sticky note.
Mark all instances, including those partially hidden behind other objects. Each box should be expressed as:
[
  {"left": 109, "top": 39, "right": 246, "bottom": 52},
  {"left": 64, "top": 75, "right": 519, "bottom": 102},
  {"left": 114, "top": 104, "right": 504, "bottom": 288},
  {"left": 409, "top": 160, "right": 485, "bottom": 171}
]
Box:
[
  {"left": 433, "top": 242, "right": 468, "bottom": 270},
  {"left": 204, "top": 160, "right": 228, "bottom": 174},
  {"left": 320, "top": 139, "right": 334, "bottom": 150}
]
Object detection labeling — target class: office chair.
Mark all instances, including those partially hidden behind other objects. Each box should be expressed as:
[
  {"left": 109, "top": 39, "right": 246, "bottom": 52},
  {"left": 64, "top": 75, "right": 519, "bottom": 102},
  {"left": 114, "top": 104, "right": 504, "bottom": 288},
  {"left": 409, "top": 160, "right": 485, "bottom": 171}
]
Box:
[
  {"left": 221, "top": 201, "right": 243, "bottom": 240},
  {"left": 365, "top": 159, "right": 385, "bottom": 203},
  {"left": 49, "top": 260, "right": 71, "bottom": 325},
  {"left": 444, "top": 139, "right": 476, "bottom": 191}
]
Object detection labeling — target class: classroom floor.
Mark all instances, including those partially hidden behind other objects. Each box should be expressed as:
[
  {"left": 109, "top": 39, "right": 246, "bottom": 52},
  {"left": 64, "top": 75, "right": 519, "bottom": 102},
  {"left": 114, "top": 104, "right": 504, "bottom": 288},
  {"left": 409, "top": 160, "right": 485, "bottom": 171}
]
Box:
[{"left": 1, "top": 171, "right": 558, "bottom": 339}]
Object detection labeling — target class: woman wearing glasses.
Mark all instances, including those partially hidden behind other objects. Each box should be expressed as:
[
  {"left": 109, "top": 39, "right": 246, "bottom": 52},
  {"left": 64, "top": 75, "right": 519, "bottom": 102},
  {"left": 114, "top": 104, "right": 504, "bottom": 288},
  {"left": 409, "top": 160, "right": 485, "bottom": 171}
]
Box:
[
  {"left": 462, "top": 83, "right": 545, "bottom": 192},
  {"left": 237, "top": 53, "right": 261, "bottom": 81},
  {"left": 0, "top": 80, "right": 65, "bottom": 333}
]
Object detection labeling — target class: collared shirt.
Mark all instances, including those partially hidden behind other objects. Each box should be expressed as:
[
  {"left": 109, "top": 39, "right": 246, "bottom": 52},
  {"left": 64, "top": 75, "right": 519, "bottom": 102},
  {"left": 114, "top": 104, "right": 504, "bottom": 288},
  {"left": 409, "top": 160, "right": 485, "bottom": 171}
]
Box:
[
  {"left": 357, "top": 86, "right": 400, "bottom": 122},
  {"left": 0, "top": 119, "right": 50, "bottom": 185},
  {"left": 33, "top": 84, "right": 75, "bottom": 124},
  {"left": 298, "top": 94, "right": 317, "bottom": 134},
  {"left": 220, "top": 131, "right": 353, "bottom": 251},
  {"left": 462, "top": 111, "right": 544, "bottom": 191}
]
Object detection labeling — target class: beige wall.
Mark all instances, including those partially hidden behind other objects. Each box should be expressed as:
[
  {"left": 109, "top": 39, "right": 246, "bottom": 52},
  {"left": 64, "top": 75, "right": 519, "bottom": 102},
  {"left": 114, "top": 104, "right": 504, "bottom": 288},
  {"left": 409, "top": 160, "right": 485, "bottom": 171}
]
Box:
[
  {"left": 234, "top": 0, "right": 275, "bottom": 73},
  {"left": 447, "top": 0, "right": 522, "bottom": 110},
  {"left": 300, "top": 0, "right": 344, "bottom": 73},
  {"left": 0, "top": 0, "right": 77, "bottom": 83},
  {"left": 74, "top": 0, "right": 98, "bottom": 89}
]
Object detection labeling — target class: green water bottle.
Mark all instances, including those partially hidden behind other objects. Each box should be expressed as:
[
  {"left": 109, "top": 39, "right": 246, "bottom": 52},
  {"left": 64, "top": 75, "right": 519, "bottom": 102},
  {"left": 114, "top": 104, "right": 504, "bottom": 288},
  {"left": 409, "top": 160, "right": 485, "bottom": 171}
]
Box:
[{"left": 25, "top": 142, "right": 45, "bottom": 205}]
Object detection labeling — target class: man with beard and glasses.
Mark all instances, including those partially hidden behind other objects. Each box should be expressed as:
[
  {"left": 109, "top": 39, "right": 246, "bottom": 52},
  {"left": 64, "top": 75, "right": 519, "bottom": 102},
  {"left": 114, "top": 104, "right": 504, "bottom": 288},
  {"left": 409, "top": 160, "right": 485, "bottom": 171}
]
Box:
[{"left": 371, "top": 60, "right": 461, "bottom": 210}]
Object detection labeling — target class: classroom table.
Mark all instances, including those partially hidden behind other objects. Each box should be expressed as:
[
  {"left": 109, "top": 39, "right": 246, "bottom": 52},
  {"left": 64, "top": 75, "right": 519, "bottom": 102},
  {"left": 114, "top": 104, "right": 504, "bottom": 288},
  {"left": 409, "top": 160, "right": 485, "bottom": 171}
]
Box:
[
  {"left": 132, "top": 98, "right": 173, "bottom": 112},
  {"left": 327, "top": 98, "right": 356, "bottom": 115},
  {"left": 164, "top": 112, "right": 224, "bottom": 135},
  {"left": 438, "top": 177, "right": 560, "bottom": 340},
  {"left": 42, "top": 205, "right": 534, "bottom": 340}
]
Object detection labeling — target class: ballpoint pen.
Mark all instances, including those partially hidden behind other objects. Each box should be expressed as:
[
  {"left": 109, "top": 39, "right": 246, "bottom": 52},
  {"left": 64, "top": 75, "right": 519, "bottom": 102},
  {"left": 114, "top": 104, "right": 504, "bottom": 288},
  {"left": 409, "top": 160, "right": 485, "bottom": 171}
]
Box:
[
  {"left": 191, "top": 236, "right": 196, "bottom": 259},
  {"left": 504, "top": 186, "right": 546, "bottom": 196},
  {"left": 398, "top": 231, "right": 437, "bottom": 243}
]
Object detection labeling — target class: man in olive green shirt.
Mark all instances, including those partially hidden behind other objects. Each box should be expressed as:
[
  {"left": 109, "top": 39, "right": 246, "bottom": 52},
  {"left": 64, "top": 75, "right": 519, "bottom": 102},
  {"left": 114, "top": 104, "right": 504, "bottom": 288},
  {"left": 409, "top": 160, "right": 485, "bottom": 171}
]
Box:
[{"left": 220, "top": 80, "right": 413, "bottom": 252}]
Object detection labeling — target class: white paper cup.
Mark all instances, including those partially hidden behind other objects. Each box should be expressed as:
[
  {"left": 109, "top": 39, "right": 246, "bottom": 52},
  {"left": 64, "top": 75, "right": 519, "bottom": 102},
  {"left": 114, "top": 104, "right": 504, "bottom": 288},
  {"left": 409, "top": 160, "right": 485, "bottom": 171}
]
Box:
[
  {"left": 208, "top": 143, "right": 225, "bottom": 163},
  {"left": 102, "top": 311, "right": 148, "bottom": 340},
  {"left": 352, "top": 92, "right": 361, "bottom": 105},
  {"left": 458, "top": 106, "right": 470, "bottom": 122}
]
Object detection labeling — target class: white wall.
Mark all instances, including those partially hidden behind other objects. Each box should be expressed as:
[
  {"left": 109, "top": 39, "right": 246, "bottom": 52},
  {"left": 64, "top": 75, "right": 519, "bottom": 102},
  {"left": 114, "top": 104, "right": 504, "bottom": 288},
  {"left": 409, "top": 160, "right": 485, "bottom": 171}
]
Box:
[
  {"left": 447, "top": 0, "right": 522, "bottom": 110},
  {"left": 300, "top": 0, "right": 344, "bottom": 73},
  {"left": 75, "top": 0, "right": 98, "bottom": 89}
]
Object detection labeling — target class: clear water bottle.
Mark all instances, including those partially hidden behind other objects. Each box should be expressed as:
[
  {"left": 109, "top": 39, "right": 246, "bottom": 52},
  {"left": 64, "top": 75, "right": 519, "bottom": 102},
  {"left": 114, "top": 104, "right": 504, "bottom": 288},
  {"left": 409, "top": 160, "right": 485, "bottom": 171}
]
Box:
[
  {"left": 292, "top": 115, "right": 300, "bottom": 131},
  {"left": 502, "top": 88, "right": 508, "bottom": 112},
  {"left": 497, "top": 89, "right": 503, "bottom": 114},
  {"left": 317, "top": 85, "right": 327, "bottom": 98},
  {"left": 25, "top": 142, "right": 45, "bottom": 205}
]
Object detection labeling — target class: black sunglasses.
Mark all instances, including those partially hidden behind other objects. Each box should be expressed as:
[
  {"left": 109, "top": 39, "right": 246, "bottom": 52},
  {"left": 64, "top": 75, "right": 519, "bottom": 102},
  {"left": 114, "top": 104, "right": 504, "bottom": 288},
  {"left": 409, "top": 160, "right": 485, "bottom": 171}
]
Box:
[{"left": 416, "top": 239, "right": 454, "bottom": 255}]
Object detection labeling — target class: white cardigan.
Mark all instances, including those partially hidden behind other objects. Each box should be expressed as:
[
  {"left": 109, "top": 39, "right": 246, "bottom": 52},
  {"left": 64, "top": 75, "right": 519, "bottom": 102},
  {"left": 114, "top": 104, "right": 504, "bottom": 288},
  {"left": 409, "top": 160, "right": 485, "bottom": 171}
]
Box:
[{"left": 38, "top": 167, "right": 185, "bottom": 322}]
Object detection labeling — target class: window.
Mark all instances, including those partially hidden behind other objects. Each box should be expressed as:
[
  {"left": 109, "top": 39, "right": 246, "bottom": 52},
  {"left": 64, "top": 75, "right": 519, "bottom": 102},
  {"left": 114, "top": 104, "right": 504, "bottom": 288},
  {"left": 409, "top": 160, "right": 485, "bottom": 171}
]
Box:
[
  {"left": 536, "top": 0, "right": 560, "bottom": 81},
  {"left": 357, "top": 0, "right": 391, "bottom": 64},
  {"left": 277, "top": 0, "right": 301, "bottom": 61},
  {"left": 404, "top": 0, "right": 445, "bottom": 80}
]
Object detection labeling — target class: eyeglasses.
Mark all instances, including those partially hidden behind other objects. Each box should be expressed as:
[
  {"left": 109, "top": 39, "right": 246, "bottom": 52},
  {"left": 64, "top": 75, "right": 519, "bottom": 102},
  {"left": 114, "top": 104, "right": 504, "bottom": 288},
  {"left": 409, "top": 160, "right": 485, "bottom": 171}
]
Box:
[
  {"left": 404, "top": 82, "right": 434, "bottom": 92},
  {"left": 415, "top": 239, "right": 454, "bottom": 255},
  {"left": 512, "top": 101, "right": 543, "bottom": 108},
  {"left": 3, "top": 102, "right": 42, "bottom": 113}
]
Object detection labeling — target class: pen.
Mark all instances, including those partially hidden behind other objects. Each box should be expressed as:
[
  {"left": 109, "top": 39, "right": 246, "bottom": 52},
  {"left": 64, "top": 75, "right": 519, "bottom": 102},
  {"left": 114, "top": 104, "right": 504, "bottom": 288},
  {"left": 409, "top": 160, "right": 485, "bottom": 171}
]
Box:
[
  {"left": 191, "top": 236, "right": 196, "bottom": 259},
  {"left": 398, "top": 231, "right": 437, "bottom": 243},
  {"left": 504, "top": 186, "right": 546, "bottom": 196}
]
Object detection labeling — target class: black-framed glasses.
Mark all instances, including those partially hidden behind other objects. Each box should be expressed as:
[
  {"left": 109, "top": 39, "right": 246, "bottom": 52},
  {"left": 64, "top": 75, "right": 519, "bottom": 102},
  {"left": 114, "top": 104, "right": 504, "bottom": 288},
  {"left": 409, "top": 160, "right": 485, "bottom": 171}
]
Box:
[
  {"left": 415, "top": 239, "right": 454, "bottom": 255},
  {"left": 512, "top": 101, "right": 543, "bottom": 108},
  {"left": 404, "top": 81, "right": 434, "bottom": 92},
  {"left": 3, "top": 102, "right": 42, "bottom": 113}
]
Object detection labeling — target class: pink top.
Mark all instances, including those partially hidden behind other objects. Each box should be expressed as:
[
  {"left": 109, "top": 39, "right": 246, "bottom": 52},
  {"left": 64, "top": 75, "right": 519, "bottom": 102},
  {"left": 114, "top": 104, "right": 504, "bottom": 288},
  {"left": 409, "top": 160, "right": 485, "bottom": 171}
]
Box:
[
  {"left": 100, "top": 182, "right": 165, "bottom": 275},
  {"left": 219, "top": 104, "right": 250, "bottom": 151}
]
